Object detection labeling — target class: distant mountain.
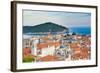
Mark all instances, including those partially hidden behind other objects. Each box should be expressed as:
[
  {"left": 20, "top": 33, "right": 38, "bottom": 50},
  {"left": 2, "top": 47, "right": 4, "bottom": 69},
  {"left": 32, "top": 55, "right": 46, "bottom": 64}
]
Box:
[{"left": 23, "top": 22, "right": 69, "bottom": 34}]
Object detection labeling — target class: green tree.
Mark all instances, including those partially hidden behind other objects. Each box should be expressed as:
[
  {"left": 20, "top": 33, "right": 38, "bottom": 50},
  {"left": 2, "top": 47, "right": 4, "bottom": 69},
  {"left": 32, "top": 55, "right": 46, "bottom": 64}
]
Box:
[
  {"left": 72, "top": 32, "right": 76, "bottom": 35},
  {"left": 23, "top": 55, "right": 35, "bottom": 62}
]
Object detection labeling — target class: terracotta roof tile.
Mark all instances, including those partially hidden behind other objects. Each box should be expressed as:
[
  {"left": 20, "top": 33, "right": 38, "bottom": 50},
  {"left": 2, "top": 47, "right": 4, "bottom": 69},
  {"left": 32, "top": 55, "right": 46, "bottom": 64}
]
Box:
[
  {"left": 37, "top": 43, "right": 48, "bottom": 49},
  {"left": 38, "top": 55, "right": 58, "bottom": 61},
  {"left": 23, "top": 47, "right": 31, "bottom": 55}
]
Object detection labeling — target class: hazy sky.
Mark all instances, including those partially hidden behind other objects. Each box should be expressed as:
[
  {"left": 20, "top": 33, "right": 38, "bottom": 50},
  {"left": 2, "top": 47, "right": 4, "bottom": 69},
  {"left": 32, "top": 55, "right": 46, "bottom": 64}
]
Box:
[{"left": 23, "top": 10, "right": 91, "bottom": 28}]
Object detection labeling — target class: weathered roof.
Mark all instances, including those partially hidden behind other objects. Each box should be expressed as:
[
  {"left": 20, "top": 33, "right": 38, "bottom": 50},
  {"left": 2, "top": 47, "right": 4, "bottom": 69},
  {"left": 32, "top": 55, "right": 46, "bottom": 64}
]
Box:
[{"left": 38, "top": 55, "right": 59, "bottom": 61}]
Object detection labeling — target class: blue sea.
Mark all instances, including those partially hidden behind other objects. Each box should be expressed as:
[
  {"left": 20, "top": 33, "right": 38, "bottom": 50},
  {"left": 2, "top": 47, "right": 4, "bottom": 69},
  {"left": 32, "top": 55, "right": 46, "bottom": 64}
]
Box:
[
  {"left": 69, "top": 27, "right": 91, "bottom": 35},
  {"left": 23, "top": 27, "right": 91, "bottom": 39}
]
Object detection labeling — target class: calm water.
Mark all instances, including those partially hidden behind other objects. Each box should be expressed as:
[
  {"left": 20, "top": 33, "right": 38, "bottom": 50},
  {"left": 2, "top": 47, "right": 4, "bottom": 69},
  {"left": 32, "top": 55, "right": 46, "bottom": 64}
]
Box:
[
  {"left": 69, "top": 27, "right": 91, "bottom": 35},
  {"left": 23, "top": 27, "right": 91, "bottom": 39}
]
